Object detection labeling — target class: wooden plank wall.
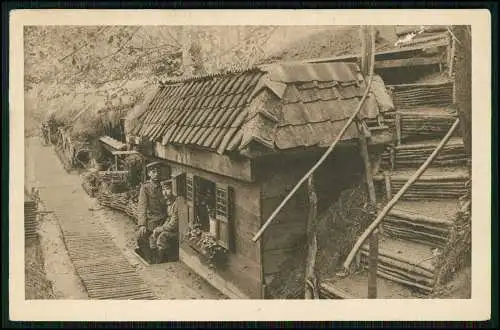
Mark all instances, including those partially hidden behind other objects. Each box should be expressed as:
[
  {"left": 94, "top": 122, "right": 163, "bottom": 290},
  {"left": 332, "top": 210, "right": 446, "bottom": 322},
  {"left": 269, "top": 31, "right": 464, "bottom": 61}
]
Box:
[{"left": 170, "top": 163, "right": 263, "bottom": 299}]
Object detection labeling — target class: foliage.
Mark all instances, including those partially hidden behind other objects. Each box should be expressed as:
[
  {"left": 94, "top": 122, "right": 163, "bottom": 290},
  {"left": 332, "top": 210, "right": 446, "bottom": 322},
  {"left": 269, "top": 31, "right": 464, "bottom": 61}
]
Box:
[
  {"left": 184, "top": 224, "right": 229, "bottom": 269},
  {"left": 434, "top": 179, "right": 471, "bottom": 288}
]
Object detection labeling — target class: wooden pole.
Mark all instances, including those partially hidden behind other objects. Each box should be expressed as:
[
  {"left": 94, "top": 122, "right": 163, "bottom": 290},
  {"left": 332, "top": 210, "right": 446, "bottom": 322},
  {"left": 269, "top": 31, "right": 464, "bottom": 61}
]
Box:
[
  {"left": 368, "top": 229, "right": 379, "bottom": 298},
  {"left": 384, "top": 171, "right": 393, "bottom": 200},
  {"left": 358, "top": 25, "right": 379, "bottom": 299},
  {"left": 343, "top": 118, "right": 461, "bottom": 271},
  {"left": 305, "top": 175, "right": 319, "bottom": 299}
]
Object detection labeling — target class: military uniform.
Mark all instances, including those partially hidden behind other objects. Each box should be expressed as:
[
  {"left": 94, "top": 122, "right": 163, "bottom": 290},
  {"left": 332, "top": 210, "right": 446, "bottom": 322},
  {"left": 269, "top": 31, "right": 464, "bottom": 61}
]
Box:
[
  {"left": 154, "top": 196, "right": 179, "bottom": 256},
  {"left": 136, "top": 161, "right": 167, "bottom": 262}
]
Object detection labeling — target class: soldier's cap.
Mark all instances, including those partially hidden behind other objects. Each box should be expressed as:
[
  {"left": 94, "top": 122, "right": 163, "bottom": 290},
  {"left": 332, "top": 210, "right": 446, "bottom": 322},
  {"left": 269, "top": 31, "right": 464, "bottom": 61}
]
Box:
[
  {"left": 160, "top": 179, "right": 173, "bottom": 189},
  {"left": 145, "top": 161, "right": 162, "bottom": 170}
]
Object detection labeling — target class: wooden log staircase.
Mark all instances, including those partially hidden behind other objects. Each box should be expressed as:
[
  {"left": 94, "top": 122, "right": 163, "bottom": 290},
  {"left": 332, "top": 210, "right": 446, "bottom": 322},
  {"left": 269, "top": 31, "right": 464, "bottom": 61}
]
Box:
[{"left": 320, "top": 79, "right": 469, "bottom": 298}]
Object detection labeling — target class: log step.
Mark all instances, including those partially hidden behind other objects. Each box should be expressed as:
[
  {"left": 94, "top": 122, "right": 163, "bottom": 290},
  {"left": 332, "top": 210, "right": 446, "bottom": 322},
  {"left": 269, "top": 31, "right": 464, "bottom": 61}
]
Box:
[
  {"left": 374, "top": 167, "right": 469, "bottom": 201},
  {"left": 320, "top": 270, "right": 424, "bottom": 299},
  {"left": 381, "top": 137, "right": 467, "bottom": 169},
  {"left": 359, "top": 236, "right": 439, "bottom": 293},
  {"left": 381, "top": 200, "right": 460, "bottom": 246},
  {"left": 383, "top": 107, "right": 459, "bottom": 140}
]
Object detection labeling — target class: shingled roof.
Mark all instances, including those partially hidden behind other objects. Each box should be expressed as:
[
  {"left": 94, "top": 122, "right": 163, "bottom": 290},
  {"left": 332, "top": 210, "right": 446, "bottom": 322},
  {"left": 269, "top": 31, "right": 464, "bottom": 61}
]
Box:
[{"left": 129, "top": 61, "right": 394, "bottom": 156}]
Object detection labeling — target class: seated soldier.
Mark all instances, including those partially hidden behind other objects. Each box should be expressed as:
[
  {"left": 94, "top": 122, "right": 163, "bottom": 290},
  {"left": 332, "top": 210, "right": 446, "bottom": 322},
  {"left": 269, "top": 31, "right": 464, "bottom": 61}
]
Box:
[
  {"left": 136, "top": 161, "right": 167, "bottom": 264},
  {"left": 151, "top": 179, "right": 179, "bottom": 263}
]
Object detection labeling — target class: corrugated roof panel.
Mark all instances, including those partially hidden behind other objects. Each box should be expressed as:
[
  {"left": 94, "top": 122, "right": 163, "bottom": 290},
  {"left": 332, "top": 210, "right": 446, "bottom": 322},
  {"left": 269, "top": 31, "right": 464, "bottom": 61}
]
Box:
[
  {"left": 236, "top": 73, "right": 256, "bottom": 95},
  {"left": 211, "top": 127, "right": 230, "bottom": 150},
  {"left": 212, "top": 75, "right": 232, "bottom": 96},
  {"left": 174, "top": 125, "right": 190, "bottom": 143},
  {"left": 185, "top": 125, "right": 201, "bottom": 144},
  {"left": 200, "top": 127, "right": 216, "bottom": 147},
  {"left": 161, "top": 125, "right": 176, "bottom": 145},
  {"left": 194, "top": 105, "right": 213, "bottom": 127},
  {"left": 191, "top": 126, "right": 208, "bottom": 145},
  {"left": 183, "top": 98, "right": 206, "bottom": 126},
  {"left": 245, "top": 72, "right": 264, "bottom": 93},
  {"left": 226, "top": 130, "right": 243, "bottom": 151},
  {"left": 142, "top": 88, "right": 165, "bottom": 124},
  {"left": 208, "top": 76, "right": 226, "bottom": 96},
  {"left": 205, "top": 127, "right": 221, "bottom": 147},
  {"left": 179, "top": 125, "right": 196, "bottom": 144},
  {"left": 218, "top": 127, "right": 238, "bottom": 154},
  {"left": 225, "top": 73, "right": 244, "bottom": 95},
  {"left": 230, "top": 107, "right": 250, "bottom": 129},
  {"left": 218, "top": 97, "right": 241, "bottom": 126},
  {"left": 176, "top": 80, "right": 194, "bottom": 98},
  {"left": 204, "top": 78, "right": 219, "bottom": 97},
  {"left": 198, "top": 79, "right": 213, "bottom": 96}
]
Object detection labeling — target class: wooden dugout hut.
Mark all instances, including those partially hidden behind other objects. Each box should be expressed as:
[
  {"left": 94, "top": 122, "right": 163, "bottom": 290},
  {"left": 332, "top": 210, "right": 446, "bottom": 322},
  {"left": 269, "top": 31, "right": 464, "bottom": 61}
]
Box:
[{"left": 127, "top": 61, "right": 395, "bottom": 299}]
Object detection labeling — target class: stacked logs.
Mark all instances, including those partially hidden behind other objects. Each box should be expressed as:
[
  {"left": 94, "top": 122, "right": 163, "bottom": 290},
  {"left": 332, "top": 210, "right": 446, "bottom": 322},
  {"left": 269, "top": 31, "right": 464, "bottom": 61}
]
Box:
[
  {"left": 398, "top": 110, "right": 458, "bottom": 139},
  {"left": 360, "top": 239, "right": 437, "bottom": 293},
  {"left": 388, "top": 81, "right": 454, "bottom": 109},
  {"left": 25, "top": 199, "right": 38, "bottom": 241},
  {"left": 383, "top": 108, "right": 458, "bottom": 140},
  {"left": 383, "top": 208, "right": 452, "bottom": 247},
  {"left": 381, "top": 137, "right": 467, "bottom": 169},
  {"left": 374, "top": 168, "right": 469, "bottom": 200}
]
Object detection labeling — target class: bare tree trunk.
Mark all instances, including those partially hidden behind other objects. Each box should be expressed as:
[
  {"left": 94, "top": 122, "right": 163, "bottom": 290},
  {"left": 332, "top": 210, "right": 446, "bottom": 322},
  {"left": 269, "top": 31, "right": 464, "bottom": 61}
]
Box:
[{"left": 304, "top": 175, "right": 319, "bottom": 299}]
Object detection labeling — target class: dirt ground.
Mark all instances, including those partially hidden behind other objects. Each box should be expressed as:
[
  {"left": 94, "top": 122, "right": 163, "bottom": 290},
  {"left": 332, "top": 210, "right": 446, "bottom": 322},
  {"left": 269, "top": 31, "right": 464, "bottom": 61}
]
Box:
[{"left": 25, "top": 238, "right": 55, "bottom": 299}]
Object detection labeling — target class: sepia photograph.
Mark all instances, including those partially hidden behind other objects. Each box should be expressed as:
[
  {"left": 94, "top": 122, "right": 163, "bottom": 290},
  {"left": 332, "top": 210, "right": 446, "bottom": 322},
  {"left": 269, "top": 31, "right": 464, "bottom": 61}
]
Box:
[{"left": 9, "top": 9, "right": 491, "bottom": 321}]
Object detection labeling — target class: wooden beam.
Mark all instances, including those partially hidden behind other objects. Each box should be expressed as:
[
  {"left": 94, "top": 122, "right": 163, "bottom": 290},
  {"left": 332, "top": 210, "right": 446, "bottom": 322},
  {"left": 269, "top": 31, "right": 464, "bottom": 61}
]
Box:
[
  {"left": 154, "top": 142, "right": 254, "bottom": 183},
  {"left": 375, "top": 55, "right": 445, "bottom": 69}
]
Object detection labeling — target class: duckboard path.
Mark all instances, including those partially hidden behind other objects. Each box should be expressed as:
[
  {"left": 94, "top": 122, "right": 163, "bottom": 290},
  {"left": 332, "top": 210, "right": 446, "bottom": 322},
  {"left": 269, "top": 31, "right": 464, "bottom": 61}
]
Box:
[{"left": 27, "top": 137, "right": 159, "bottom": 300}]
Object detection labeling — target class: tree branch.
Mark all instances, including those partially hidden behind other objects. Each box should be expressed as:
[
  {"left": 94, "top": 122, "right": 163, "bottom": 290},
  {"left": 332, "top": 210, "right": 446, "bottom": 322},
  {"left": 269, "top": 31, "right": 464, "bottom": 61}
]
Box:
[{"left": 58, "top": 26, "right": 108, "bottom": 62}]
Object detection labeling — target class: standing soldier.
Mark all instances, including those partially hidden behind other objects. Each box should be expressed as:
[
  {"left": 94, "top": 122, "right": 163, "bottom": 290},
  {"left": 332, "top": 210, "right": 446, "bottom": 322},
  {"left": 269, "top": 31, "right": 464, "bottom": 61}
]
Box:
[
  {"left": 136, "top": 161, "right": 167, "bottom": 264},
  {"left": 151, "top": 179, "right": 179, "bottom": 263}
]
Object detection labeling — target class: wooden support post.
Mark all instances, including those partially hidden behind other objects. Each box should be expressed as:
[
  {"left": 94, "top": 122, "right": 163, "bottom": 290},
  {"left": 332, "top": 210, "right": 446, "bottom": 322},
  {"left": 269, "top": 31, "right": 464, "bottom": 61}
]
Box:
[
  {"left": 357, "top": 121, "right": 378, "bottom": 205},
  {"left": 359, "top": 25, "right": 379, "bottom": 299},
  {"left": 389, "top": 148, "right": 396, "bottom": 171},
  {"left": 368, "top": 229, "right": 379, "bottom": 299},
  {"left": 304, "top": 175, "right": 319, "bottom": 299},
  {"left": 384, "top": 171, "right": 392, "bottom": 200},
  {"left": 395, "top": 112, "right": 402, "bottom": 146}
]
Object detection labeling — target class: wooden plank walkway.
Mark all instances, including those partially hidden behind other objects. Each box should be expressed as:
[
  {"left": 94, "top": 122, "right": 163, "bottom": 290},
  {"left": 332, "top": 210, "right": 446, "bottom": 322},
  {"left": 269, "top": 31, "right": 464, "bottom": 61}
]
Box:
[{"left": 28, "top": 137, "right": 158, "bottom": 300}]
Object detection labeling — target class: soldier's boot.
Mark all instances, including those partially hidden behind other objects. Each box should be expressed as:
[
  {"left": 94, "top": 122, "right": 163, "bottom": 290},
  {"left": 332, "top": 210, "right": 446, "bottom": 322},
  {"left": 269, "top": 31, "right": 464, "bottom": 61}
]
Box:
[
  {"left": 157, "top": 249, "right": 167, "bottom": 264},
  {"left": 143, "top": 247, "right": 154, "bottom": 264}
]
